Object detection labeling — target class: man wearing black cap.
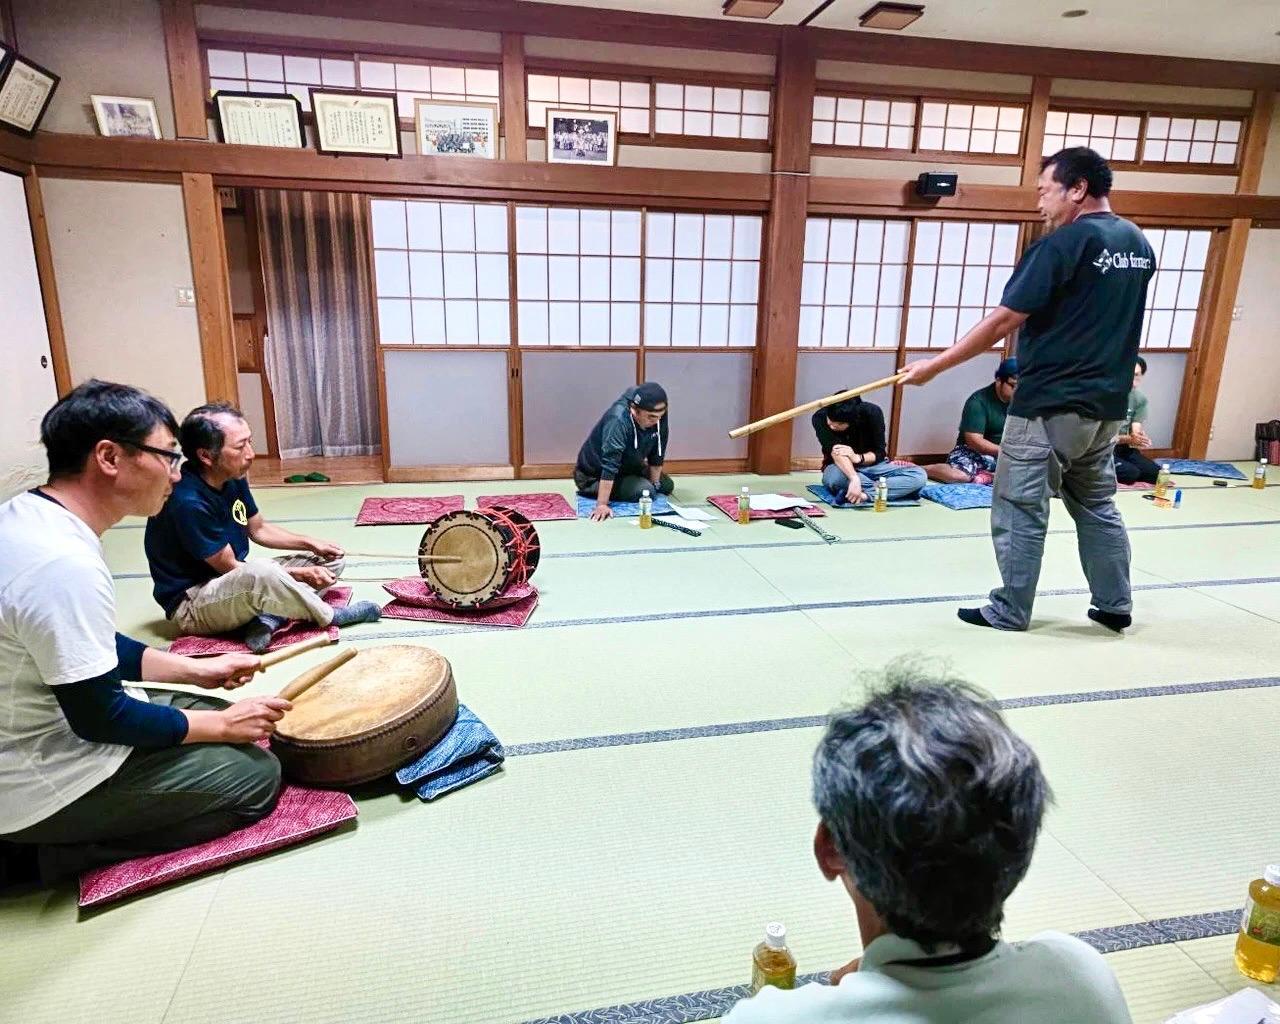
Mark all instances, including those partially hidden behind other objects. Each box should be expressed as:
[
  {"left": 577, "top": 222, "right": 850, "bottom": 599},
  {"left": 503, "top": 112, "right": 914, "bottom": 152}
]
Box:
[
  {"left": 574, "top": 383, "right": 673, "bottom": 522},
  {"left": 925, "top": 357, "right": 1018, "bottom": 485}
]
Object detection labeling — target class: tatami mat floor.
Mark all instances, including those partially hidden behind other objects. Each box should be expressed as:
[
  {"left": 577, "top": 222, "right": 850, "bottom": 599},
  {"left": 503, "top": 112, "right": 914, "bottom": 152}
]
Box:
[{"left": 3, "top": 470, "right": 1278, "bottom": 1024}]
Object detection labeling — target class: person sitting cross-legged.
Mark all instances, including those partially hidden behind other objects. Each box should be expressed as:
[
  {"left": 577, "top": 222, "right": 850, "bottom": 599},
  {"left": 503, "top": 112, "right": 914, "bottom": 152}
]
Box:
[
  {"left": 813, "top": 395, "right": 927, "bottom": 505},
  {"left": 1114, "top": 357, "right": 1160, "bottom": 486},
  {"left": 725, "top": 665, "right": 1133, "bottom": 1024},
  {"left": 926, "top": 357, "right": 1018, "bottom": 485},
  {"left": 145, "top": 403, "right": 380, "bottom": 652}
]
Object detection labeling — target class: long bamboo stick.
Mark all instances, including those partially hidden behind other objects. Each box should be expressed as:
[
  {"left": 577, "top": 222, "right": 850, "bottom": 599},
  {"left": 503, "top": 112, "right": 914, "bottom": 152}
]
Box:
[{"left": 728, "top": 373, "right": 907, "bottom": 439}]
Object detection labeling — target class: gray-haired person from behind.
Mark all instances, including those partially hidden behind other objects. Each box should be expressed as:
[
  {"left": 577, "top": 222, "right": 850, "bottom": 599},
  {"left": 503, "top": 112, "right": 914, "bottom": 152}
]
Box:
[{"left": 726, "top": 665, "right": 1133, "bottom": 1024}]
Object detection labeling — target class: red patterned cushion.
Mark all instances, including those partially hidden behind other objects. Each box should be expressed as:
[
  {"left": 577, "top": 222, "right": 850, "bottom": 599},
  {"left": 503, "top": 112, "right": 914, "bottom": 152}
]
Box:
[
  {"left": 381, "top": 577, "right": 535, "bottom": 610},
  {"left": 476, "top": 493, "right": 575, "bottom": 521},
  {"left": 355, "top": 496, "right": 464, "bottom": 526},
  {"left": 167, "top": 587, "right": 351, "bottom": 656},
  {"left": 706, "top": 493, "right": 826, "bottom": 521},
  {"left": 78, "top": 782, "right": 356, "bottom": 907},
  {"left": 381, "top": 589, "right": 538, "bottom": 628}
]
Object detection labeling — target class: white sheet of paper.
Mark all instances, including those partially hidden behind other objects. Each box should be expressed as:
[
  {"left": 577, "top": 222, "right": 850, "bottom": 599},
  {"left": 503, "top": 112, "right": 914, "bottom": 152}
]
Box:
[
  {"left": 748, "top": 493, "right": 810, "bottom": 512},
  {"left": 1165, "top": 987, "right": 1280, "bottom": 1024},
  {"left": 666, "top": 501, "right": 715, "bottom": 521}
]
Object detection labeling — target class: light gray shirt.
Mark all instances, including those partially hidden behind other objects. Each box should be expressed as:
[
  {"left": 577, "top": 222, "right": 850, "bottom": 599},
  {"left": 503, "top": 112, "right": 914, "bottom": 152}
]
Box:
[{"left": 725, "top": 931, "right": 1132, "bottom": 1024}]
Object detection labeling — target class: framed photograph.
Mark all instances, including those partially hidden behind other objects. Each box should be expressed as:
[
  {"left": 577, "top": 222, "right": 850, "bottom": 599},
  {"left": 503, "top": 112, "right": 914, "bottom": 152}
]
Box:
[
  {"left": 0, "top": 53, "right": 60, "bottom": 138},
  {"left": 90, "top": 94, "right": 162, "bottom": 139},
  {"left": 309, "top": 88, "right": 401, "bottom": 158},
  {"left": 414, "top": 99, "right": 498, "bottom": 160},
  {"left": 214, "top": 90, "right": 305, "bottom": 149},
  {"left": 545, "top": 109, "right": 618, "bottom": 166}
]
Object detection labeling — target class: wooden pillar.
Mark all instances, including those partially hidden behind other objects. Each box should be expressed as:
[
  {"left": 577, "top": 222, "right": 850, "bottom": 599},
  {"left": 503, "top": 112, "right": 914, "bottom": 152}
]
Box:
[
  {"left": 23, "top": 169, "right": 71, "bottom": 395},
  {"left": 1237, "top": 89, "right": 1274, "bottom": 195},
  {"left": 181, "top": 172, "right": 239, "bottom": 404},
  {"left": 750, "top": 27, "right": 814, "bottom": 475},
  {"left": 1184, "top": 218, "right": 1249, "bottom": 459},
  {"left": 160, "top": 0, "right": 208, "bottom": 140},
  {"left": 1021, "top": 76, "right": 1051, "bottom": 187},
  {"left": 500, "top": 33, "right": 528, "bottom": 162}
]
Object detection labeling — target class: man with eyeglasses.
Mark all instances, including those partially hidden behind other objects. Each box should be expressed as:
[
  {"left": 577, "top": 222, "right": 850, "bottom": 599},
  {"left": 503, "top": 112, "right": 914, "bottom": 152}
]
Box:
[
  {"left": 0, "top": 381, "right": 290, "bottom": 889},
  {"left": 145, "top": 403, "right": 381, "bottom": 652}
]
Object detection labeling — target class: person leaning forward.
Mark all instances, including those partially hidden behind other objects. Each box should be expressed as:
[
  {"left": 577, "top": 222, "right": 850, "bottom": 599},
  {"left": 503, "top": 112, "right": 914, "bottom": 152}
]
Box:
[
  {"left": 901, "top": 146, "right": 1155, "bottom": 633},
  {"left": 0, "top": 381, "right": 288, "bottom": 889},
  {"left": 574, "top": 382, "right": 674, "bottom": 522},
  {"left": 144, "top": 403, "right": 381, "bottom": 652}
]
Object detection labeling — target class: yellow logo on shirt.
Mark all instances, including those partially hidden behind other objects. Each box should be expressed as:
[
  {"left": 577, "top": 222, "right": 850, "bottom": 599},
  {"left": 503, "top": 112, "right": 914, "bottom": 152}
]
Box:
[{"left": 231, "top": 499, "right": 248, "bottom": 526}]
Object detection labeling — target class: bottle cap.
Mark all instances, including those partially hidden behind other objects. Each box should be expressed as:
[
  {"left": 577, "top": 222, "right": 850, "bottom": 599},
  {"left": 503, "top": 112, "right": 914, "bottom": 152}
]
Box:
[
  {"left": 1161, "top": 463, "right": 1171, "bottom": 470},
  {"left": 642, "top": 489, "right": 650, "bottom": 497},
  {"left": 1263, "top": 459, "right": 1270, "bottom": 466},
  {"left": 1264, "top": 864, "right": 1280, "bottom": 886},
  {"left": 764, "top": 922, "right": 787, "bottom": 949},
  {"left": 742, "top": 486, "right": 749, "bottom": 493}
]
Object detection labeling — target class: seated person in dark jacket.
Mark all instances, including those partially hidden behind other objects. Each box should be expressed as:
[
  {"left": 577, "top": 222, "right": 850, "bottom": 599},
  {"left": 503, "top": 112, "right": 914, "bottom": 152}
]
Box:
[
  {"left": 575, "top": 382, "right": 673, "bottom": 522},
  {"left": 814, "top": 396, "right": 927, "bottom": 505}
]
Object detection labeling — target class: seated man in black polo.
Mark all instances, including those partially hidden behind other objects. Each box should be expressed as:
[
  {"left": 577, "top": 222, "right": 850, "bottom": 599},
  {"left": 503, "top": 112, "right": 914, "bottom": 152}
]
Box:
[
  {"left": 145, "top": 403, "right": 380, "bottom": 652},
  {"left": 575, "top": 382, "right": 674, "bottom": 523}
]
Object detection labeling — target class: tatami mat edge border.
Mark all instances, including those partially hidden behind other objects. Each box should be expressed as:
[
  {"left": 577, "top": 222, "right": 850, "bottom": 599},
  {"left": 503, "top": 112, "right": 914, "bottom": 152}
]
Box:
[{"left": 517, "top": 910, "right": 1242, "bottom": 1024}]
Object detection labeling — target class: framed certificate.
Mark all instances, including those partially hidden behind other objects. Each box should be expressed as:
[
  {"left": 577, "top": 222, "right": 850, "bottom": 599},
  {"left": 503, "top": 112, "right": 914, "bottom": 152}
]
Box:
[
  {"left": 309, "top": 88, "right": 401, "bottom": 157},
  {"left": 0, "top": 52, "right": 60, "bottom": 138},
  {"left": 414, "top": 99, "right": 498, "bottom": 159},
  {"left": 214, "top": 90, "right": 305, "bottom": 149}
]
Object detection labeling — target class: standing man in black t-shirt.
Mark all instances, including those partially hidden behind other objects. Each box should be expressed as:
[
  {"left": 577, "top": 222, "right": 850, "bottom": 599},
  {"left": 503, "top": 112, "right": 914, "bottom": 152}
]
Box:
[{"left": 901, "top": 148, "right": 1156, "bottom": 632}]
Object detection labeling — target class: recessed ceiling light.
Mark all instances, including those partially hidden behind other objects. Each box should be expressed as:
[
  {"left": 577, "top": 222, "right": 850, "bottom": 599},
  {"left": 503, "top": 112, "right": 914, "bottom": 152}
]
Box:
[
  {"left": 859, "top": 2, "right": 926, "bottom": 31},
  {"left": 722, "top": 0, "right": 784, "bottom": 18},
  {"left": 1062, "top": 8, "right": 1089, "bottom": 16}
]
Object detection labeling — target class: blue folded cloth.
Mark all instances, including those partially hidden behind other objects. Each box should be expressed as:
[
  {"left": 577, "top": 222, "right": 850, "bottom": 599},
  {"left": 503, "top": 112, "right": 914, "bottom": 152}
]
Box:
[
  {"left": 575, "top": 494, "right": 674, "bottom": 518},
  {"left": 1164, "top": 459, "right": 1248, "bottom": 481},
  {"left": 396, "top": 704, "right": 504, "bottom": 802},
  {"left": 920, "top": 483, "right": 993, "bottom": 510},
  {"left": 805, "top": 484, "right": 920, "bottom": 509}
]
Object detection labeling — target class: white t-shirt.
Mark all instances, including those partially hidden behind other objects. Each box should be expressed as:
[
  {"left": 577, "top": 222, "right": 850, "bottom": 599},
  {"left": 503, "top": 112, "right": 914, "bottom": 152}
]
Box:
[
  {"left": 725, "top": 931, "right": 1132, "bottom": 1024},
  {"left": 0, "top": 491, "right": 144, "bottom": 834}
]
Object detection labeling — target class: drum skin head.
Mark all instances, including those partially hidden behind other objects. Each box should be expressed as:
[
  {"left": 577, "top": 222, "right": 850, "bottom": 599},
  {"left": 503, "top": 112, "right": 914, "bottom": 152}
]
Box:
[
  {"left": 420, "top": 510, "right": 511, "bottom": 606},
  {"left": 271, "top": 645, "right": 459, "bottom": 787}
]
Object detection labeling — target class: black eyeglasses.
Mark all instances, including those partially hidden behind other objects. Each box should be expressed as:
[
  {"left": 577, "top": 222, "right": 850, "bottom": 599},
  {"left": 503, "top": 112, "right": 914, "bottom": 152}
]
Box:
[{"left": 111, "top": 439, "right": 184, "bottom": 468}]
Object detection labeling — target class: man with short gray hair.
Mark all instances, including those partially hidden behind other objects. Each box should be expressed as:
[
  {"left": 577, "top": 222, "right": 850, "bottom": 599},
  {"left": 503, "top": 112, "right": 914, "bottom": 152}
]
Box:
[{"left": 726, "top": 666, "right": 1132, "bottom": 1024}]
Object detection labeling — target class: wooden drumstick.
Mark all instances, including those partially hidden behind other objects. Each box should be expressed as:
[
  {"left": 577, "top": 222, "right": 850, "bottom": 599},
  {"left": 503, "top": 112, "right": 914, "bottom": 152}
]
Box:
[
  {"left": 277, "top": 648, "right": 359, "bottom": 702},
  {"left": 342, "top": 551, "right": 464, "bottom": 563},
  {"left": 257, "top": 633, "right": 336, "bottom": 671},
  {"left": 728, "top": 373, "right": 907, "bottom": 439}
]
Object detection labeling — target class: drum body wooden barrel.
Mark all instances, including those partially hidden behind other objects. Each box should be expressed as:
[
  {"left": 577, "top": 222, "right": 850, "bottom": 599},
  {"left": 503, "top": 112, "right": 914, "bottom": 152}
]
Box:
[
  {"left": 270, "top": 645, "right": 458, "bottom": 787},
  {"left": 418, "top": 506, "right": 541, "bottom": 608}
]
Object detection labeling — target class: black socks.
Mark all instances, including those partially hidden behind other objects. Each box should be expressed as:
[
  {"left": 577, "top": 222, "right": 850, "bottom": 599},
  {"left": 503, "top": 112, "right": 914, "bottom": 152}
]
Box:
[
  {"left": 957, "top": 607, "right": 994, "bottom": 629},
  {"left": 1088, "top": 608, "right": 1132, "bottom": 633}
]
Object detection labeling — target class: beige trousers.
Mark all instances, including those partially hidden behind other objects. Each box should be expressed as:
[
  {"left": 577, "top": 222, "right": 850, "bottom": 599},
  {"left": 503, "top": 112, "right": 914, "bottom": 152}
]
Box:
[{"left": 172, "top": 553, "right": 346, "bottom": 636}]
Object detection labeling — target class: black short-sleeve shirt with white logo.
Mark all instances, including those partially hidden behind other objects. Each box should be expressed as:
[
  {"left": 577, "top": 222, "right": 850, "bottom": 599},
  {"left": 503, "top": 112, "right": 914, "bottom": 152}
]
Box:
[{"left": 1000, "top": 212, "right": 1156, "bottom": 421}]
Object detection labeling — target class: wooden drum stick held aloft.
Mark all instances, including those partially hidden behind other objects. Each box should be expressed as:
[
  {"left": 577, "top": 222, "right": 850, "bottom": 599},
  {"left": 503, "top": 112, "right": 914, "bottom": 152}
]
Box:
[
  {"left": 728, "top": 373, "right": 907, "bottom": 439},
  {"left": 277, "top": 648, "right": 359, "bottom": 702},
  {"left": 256, "top": 633, "right": 336, "bottom": 671}
]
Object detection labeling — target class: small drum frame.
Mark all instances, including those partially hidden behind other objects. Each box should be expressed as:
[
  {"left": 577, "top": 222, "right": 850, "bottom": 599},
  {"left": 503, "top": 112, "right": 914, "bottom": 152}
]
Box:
[{"left": 417, "top": 505, "right": 541, "bottom": 608}]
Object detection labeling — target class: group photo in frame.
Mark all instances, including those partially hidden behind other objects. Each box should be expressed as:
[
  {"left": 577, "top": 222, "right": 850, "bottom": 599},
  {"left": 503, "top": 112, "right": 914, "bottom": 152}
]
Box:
[
  {"left": 414, "top": 98, "right": 498, "bottom": 159},
  {"left": 545, "top": 109, "right": 618, "bottom": 166},
  {"left": 90, "top": 94, "right": 162, "bottom": 139},
  {"left": 0, "top": 51, "right": 59, "bottom": 137},
  {"left": 213, "top": 90, "right": 305, "bottom": 149},
  {"left": 309, "top": 87, "right": 402, "bottom": 157}
]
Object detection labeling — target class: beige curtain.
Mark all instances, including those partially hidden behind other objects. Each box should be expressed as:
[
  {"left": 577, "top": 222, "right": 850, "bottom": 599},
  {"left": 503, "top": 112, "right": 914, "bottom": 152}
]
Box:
[{"left": 257, "top": 190, "right": 381, "bottom": 458}]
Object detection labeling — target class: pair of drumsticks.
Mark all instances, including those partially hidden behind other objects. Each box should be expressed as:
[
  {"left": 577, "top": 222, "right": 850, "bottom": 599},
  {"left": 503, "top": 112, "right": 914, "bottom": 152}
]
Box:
[
  {"left": 256, "top": 634, "right": 357, "bottom": 701},
  {"left": 340, "top": 549, "right": 460, "bottom": 583}
]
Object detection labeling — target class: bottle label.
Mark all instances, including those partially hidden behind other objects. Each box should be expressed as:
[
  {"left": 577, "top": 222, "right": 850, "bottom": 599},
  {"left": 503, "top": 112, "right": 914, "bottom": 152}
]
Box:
[
  {"left": 1241, "top": 897, "right": 1280, "bottom": 946},
  {"left": 751, "top": 962, "right": 796, "bottom": 994}
]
